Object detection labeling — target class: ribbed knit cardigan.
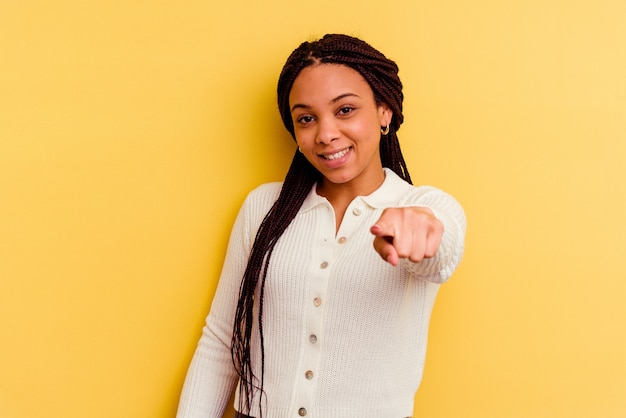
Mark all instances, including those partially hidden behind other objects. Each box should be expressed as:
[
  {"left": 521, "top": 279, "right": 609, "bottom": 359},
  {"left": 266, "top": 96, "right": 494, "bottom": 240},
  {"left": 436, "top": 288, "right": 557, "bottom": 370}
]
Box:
[{"left": 177, "top": 168, "right": 466, "bottom": 418}]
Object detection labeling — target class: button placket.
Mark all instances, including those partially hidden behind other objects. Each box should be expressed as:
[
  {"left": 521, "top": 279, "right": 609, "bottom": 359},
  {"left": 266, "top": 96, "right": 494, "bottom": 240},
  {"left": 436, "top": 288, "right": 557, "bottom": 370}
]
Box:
[
  {"left": 294, "top": 208, "right": 333, "bottom": 416},
  {"left": 335, "top": 199, "right": 367, "bottom": 252}
]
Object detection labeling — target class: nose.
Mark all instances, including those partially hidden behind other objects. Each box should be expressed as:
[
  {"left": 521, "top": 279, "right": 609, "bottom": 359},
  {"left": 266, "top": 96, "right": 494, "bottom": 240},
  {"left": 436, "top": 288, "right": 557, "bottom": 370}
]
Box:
[{"left": 315, "top": 117, "right": 340, "bottom": 145}]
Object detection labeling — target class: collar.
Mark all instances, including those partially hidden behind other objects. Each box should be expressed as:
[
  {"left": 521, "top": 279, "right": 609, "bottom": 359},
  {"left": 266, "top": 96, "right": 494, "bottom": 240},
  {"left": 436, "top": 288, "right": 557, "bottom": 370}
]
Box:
[{"left": 299, "top": 168, "right": 412, "bottom": 213}]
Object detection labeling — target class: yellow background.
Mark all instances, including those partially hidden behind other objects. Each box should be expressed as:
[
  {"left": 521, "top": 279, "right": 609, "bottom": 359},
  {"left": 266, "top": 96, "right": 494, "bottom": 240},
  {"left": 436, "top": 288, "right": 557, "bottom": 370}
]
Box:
[{"left": 1, "top": 1, "right": 624, "bottom": 417}]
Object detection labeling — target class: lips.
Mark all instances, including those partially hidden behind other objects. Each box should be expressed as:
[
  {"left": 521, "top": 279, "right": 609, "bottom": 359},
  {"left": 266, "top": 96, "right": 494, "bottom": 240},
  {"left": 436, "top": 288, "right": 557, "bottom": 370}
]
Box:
[{"left": 320, "top": 147, "right": 351, "bottom": 160}]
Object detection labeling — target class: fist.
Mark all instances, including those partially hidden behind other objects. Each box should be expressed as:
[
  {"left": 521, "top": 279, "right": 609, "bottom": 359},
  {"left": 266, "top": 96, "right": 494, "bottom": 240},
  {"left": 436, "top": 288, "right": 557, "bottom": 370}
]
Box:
[{"left": 370, "top": 207, "right": 444, "bottom": 266}]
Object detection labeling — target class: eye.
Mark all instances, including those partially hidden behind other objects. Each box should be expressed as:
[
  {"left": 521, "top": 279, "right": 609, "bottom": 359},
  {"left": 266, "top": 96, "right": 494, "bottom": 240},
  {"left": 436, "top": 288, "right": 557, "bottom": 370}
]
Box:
[
  {"left": 337, "top": 106, "right": 355, "bottom": 116},
  {"left": 296, "top": 115, "right": 315, "bottom": 125}
]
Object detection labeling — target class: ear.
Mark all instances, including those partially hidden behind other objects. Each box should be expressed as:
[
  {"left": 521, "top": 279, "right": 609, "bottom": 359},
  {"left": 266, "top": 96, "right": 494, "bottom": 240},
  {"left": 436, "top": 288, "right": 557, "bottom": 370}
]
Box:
[{"left": 378, "top": 103, "right": 393, "bottom": 127}]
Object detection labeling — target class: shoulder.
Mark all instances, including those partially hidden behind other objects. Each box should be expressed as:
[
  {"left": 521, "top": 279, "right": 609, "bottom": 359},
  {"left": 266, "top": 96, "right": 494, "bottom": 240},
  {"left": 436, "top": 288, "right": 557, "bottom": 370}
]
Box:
[
  {"left": 248, "top": 181, "right": 283, "bottom": 197},
  {"left": 382, "top": 169, "right": 459, "bottom": 207},
  {"left": 247, "top": 181, "right": 283, "bottom": 201},
  {"left": 229, "top": 182, "right": 284, "bottom": 247},
  {"left": 404, "top": 183, "right": 464, "bottom": 216},
  {"left": 383, "top": 170, "right": 465, "bottom": 223},
  {"left": 402, "top": 184, "right": 454, "bottom": 204},
  {"left": 239, "top": 181, "right": 283, "bottom": 220}
]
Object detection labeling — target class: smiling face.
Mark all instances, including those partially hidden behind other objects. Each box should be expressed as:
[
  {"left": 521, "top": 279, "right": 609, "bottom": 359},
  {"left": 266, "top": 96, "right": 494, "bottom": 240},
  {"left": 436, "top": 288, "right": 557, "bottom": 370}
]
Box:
[{"left": 289, "top": 64, "right": 392, "bottom": 197}]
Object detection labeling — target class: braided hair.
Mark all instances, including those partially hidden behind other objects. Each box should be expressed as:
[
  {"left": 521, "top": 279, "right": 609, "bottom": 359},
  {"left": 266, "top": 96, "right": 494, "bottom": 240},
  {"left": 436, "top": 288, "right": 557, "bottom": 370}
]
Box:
[{"left": 231, "top": 33, "right": 412, "bottom": 415}]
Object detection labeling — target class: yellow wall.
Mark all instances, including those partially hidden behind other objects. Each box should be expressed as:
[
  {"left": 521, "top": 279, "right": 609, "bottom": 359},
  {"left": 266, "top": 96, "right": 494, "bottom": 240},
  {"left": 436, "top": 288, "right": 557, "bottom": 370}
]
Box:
[{"left": 1, "top": 1, "right": 624, "bottom": 417}]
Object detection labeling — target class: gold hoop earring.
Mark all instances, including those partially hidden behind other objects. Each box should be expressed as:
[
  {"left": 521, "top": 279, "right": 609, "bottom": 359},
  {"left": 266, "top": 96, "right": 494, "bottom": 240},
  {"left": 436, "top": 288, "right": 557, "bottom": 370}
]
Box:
[{"left": 380, "top": 125, "right": 390, "bottom": 135}]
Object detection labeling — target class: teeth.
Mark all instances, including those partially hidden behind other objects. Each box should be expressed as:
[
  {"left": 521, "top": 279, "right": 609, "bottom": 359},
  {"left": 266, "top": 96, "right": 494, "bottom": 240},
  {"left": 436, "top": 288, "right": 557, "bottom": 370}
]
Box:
[{"left": 325, "top": 148, "right": 350, "bottom": 160}]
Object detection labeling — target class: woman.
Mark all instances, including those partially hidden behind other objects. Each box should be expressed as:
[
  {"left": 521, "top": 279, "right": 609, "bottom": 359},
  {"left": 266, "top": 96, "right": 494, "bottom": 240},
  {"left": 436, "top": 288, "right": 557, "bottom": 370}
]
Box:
[{"left": 177, "top": 34, "right": 466, "bottom": 418}]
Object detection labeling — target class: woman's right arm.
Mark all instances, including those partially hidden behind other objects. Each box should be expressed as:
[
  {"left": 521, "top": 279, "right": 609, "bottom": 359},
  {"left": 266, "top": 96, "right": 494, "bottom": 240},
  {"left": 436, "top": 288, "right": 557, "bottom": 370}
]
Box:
[
  {"left": 176, "top": 184, "right": 280, "bottom": 417},
  {"left": 177, "top": 195, "right": 255, "bottom": 417}
]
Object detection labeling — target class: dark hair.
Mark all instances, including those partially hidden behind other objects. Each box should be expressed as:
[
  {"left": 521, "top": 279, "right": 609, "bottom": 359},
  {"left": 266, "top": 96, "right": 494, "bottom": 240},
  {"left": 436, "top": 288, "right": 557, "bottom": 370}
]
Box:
[{"left": 231, "top": 33, "right": 412, "bottom": 415}]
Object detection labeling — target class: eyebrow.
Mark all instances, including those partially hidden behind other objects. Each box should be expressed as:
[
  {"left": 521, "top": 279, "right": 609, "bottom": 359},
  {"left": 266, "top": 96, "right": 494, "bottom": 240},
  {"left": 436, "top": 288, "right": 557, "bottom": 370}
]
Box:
[{"left": 290, "top": 93, "right": 361, "bottom": 112}]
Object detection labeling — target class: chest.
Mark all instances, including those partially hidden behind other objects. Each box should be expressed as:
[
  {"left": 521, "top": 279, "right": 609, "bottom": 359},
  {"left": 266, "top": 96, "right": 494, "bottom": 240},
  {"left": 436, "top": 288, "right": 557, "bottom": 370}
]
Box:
[{"left": 262, "top": 200, "right": 408, "bottom": 307}]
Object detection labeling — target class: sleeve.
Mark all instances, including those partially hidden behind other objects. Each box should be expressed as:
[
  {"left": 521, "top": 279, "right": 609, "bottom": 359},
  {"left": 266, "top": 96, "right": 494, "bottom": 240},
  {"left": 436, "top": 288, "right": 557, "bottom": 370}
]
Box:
[
  {"left": 176, "top": 194, "right": 257, "bottom": 417},
  {"left": 399, "top": 187, "right": 467, "bottom": 283}
]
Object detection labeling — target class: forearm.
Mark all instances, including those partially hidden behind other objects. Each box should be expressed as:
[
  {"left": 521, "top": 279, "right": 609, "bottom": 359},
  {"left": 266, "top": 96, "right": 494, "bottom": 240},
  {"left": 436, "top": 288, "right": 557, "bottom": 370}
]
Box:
[{"left": 177, "top": 317, "right": 238, "bottom": 417}]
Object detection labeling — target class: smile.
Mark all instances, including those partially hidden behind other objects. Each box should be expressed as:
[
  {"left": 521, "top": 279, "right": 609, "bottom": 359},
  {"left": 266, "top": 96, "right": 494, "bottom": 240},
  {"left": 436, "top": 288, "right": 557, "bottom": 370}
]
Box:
[{"left": 321, "top": 147, "right": 351, "bottom": 160}]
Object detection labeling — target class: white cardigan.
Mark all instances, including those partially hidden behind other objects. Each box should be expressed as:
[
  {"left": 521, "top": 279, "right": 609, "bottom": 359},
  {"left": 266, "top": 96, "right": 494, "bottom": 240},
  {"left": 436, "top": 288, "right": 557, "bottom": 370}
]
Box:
[{"left": 177, "top": 168, "right": 466, "bottom": 418}]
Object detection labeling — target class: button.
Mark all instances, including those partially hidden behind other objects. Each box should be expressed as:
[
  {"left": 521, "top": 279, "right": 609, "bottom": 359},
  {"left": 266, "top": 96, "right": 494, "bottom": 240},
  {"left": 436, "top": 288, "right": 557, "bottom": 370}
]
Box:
[
  {"left": 313, "top": 297, "right": 322, "bottom": 307},
  {"left": 352, "top": 208, "right": 362, "bottom": 216},
  {"left": 305, "top": 370, "right": 314, "bottom": 380},
  {"left": 338, "top": 236, "right": 347, "bottom": 244},
  {"left": 320, "top": 261, "right": 328, "bottom": 269},
  {"left": 309, "top": 334, "right": 317, "bottom": 344},
  {"left": 298, "top": 407, "right": 307, "bottom": 416}
]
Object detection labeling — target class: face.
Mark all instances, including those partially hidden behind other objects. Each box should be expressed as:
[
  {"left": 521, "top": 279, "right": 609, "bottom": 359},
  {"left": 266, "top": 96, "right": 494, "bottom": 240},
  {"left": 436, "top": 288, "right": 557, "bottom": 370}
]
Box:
[{"left": 289, "top": 64, "right": 392, "bottom": 195}]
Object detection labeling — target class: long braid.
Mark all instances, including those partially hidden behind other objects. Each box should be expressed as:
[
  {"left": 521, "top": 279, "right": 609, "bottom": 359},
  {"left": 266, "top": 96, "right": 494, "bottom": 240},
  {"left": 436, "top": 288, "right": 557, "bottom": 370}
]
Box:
[
  {"left": 380, "top": 126, "right": 412, "bottom": 184},
  {"left": 232, "top": 34, "right": 410, "bottom": 415},
  {"left": 232, "top": 151, "right": 319, "bottom": 414}
]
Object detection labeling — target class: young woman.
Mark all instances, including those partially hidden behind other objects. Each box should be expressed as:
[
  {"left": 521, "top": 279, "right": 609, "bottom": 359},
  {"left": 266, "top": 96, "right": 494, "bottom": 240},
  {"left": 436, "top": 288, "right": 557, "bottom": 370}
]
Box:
[{"left": 177, "top": 34, "right": 466, "bottom": 418}]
